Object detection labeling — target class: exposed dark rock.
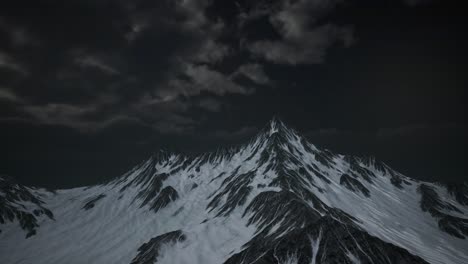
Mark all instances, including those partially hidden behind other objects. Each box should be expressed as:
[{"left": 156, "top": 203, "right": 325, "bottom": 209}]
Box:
[
  {"left": 0, "top": 175, "right": 54, "bottom": 238},
  {"left": 340, "top": 174, "right": 370, "bottom": 197},
  {"left": 119, "top": 160, "right": 158, "bottom": 193},
  {"left": 172, "top": 206, "right": 184, "bottom": 217},
  {"left": 438, "top": 215, "right": 468, "bottom": 239},
  {"left": 207, "top": 170, "right": 256, "bottom": 216},
  {"left": 445, "top": 182, "right": 468, "bottom": 206},
  {"left": 314, "top": 150, "right": 335, "bottom": 168},
  {"left": 146, "top": 186, "right": 179, "bottom": 213},
  {"left": 306, "top": 164, "right": 331, "bottom": 184},
  {"left": 242, "top": 191, "right": 323, "bottom": 241},
  {"left": 388, "top": 170, "right": 411, "bottom": 189},
  {"left": 82, "top": 194, "right": 106, "bottom": 210},
  {"left": 257, "top": 131, "right": 327, "bottom": 201},
  {"left": 208, "top": 171, "right": 226, "bottom": 183},
  {"left": 130, "top": 230, "right": 186, "bottom": 264},
  {"left": 3, "top": 118, "right": 466, "bottom": 263},
  {"left": 135, "top": 173, "right": 170, "bottom": 207},
  {"left": 418, "top": 184, "right": 468, "bottom": 239},
  {"left": 419, "top": 184, "right": 462, "bottom": 216},
  {"left": 225, "top": 212, "right": 428, "bottom": 264},
  {"left": 390, "top": 174, "right": 404, "bottom": 189},
  {"left": 361, "top": 156, "right": 387, "bottom": 173},
  {"left": 346, "top": 156, "right": 375, "bottom": 183},
  {"left": 243, "top": 144, "right": 261, "bottom": 162}
]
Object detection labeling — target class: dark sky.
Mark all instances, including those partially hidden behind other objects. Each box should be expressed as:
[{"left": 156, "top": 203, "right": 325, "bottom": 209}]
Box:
[{"left": 0, "top": 0, "right": 466, "bottom": 188}]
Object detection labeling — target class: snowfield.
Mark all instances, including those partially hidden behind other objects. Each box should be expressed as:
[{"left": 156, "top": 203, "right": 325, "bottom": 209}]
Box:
[{"left": 1, "top": 119, "right": 467, "bottom": 264}]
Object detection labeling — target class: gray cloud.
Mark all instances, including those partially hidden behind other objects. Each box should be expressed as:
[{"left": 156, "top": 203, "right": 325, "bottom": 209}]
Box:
[
  {"left": 197, "top": 97, "right": 223, "bottom": 112},
  {"left": 0, "top": 0, "right": 252, "bottom": 135},
  {"left": 0, "top": 52, "right": 28, "bottom": 75},
  {"left": 248, "top": 24, "right": 353, "bottom": 64},
  {"left": 246, "top": 0, "right": 354, "bottom": 65},
  {"left": 0, "top": 87, "right": 23, "bottom": 103},
  {"left": 21, "top": 103, "right": 99, "bottom": 132},
  {"left": 160, "top": 63, "right": 251, "bottom": 100},
  {"left": 233, "top": 63, "right": 271, "bottom": 85},
  {"left": 192, "top": 38, "right": 231, "bottom": 64},
  {"left": 73, "top": 53, "right": 120, "bottom": 75},
  {"left": 0, "top": 0, "right": 356, "bottom": 135},
  {"left": 151, "top": 113, "right": 198, "bottom": 134}
]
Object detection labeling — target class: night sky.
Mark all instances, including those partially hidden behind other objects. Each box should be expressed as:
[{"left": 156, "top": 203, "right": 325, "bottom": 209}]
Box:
[{"left": 1, "top": 0, "right": 466, "bottom": 188}]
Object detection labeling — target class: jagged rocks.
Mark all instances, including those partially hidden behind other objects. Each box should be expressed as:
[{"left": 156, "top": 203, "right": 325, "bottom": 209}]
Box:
[
  {"left": 418, "top": 184, "right": 468, "bottom": 239},
  {"left": 439, "top": 215, "right": 468, "bottom": 239},
  {"left": 390, "top": 174, "right": 404, "bottom": 188},
  {"left": 340, "top": 174, "right": 370, "bottom": 197},
  {"left": 136, "top": 173, "right": 170, "bottom": 207},
  {"left": 0, "top": 175, "right": 54, "bottom": 238},
  {"left": 147, "top": 186, "right": 179, "bottom": 213},
  {"left": 389, "top": 171, "right": 411, "bottom": 189},
  {"left": 345, "top": 156, "right": 375, "bottom": 183},
  {"left": 225, "top": 212, "right": 428, "bottom": 264},
  {"left": 207, "top": 170, "right": 256, "bottom": 217},
  {"left": 243, "top": 191, "right": 323, "bottom": 238},
  {"left": 314, "top": 149, "right": 336, "bottom": 169},
  {"left": 2, "top": 119, "right": 468, "bottom": 264},
  {"left": 130, "top": 230, "right": 186, "bottom": 264},
  {"left": 445, "top": 183, "right": 468, "bottom": 206},
  {"left": 419, "top": 184, "right": 462, "bottom": 216}
]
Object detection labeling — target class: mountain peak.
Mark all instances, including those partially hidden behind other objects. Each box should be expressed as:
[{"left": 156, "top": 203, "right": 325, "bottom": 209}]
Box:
[
  {"left": 266, "top": 116, "right": 290, "bottom": 136},
  {"left": 3, "top": 118, "right": 468, "bottom": 264}
]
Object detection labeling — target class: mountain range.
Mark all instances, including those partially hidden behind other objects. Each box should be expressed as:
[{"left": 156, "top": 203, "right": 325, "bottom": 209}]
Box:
[{"left": 1, "top": 118, "right": 467, "bottom": 264}]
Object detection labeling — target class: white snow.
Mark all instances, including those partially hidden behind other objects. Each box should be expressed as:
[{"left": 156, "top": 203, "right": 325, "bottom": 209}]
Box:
[{"left": 1, "top": 121, "right": 467, "bottom": 264}]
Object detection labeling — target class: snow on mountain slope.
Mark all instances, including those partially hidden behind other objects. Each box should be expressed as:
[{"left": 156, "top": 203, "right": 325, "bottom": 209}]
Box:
[{"left": 1, "top": 118, "right": 467, "bottom": 264}]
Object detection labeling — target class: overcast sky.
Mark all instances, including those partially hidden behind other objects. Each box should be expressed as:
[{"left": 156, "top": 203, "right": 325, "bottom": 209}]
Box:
[{"left": 1, "top": 0, "right": 466, "bottom": 188}]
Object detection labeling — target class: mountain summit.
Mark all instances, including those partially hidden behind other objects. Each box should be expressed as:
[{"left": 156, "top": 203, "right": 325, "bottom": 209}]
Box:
[{"left": 1, "top": 119, "right": 467, "bottom": 264}]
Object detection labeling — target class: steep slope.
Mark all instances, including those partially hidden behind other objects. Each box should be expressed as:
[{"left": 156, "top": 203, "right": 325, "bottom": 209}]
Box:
[
  {"left": 0, "top": 175, "right": 54, "bottom": 237},
  {"left": 1, "top": 119, "right": 467, "bottom": 264}
]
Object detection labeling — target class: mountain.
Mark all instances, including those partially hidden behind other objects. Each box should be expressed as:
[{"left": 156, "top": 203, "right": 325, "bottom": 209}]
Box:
[{"left": 1, "top": 118, "right": 467, "bottom": 264}]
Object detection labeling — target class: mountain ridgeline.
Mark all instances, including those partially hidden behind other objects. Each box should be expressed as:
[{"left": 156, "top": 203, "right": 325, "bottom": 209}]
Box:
[{"left": 1, "top": 119, "right": 467, "bottom": 264}]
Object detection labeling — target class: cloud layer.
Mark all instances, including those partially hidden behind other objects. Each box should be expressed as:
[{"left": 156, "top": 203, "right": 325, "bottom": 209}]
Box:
[{"left": 0, "top": 0, "right": 355, "bottom": 135}]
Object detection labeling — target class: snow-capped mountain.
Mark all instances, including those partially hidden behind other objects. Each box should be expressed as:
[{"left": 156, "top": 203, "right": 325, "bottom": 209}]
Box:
[{"left": 1, "top": 118, "right": 467, "bottom": 264}]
